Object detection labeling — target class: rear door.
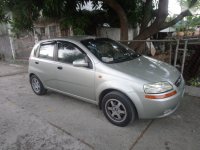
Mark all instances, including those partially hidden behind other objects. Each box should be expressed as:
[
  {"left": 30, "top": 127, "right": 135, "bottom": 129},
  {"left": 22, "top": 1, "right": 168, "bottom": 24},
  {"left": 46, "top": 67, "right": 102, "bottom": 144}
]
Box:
[
  {"left": 31, "top": 41, "right": 57, "bottom": 89},
  {"left": 54, "top": 40, "right": 96, "bottom": 101}
]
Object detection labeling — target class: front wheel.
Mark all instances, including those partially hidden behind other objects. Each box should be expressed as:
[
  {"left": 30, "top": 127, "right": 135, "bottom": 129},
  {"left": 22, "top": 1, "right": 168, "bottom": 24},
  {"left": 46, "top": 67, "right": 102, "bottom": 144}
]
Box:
[{"left": 102, "top": 91, "right": 136, "bottom": 127}]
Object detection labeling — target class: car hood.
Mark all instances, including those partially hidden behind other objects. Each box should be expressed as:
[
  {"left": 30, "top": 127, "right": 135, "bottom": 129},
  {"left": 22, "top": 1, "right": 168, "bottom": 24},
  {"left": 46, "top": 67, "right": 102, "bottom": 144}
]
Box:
[{"left": 107, "top": 56, "right": 180, "bottom": 83}]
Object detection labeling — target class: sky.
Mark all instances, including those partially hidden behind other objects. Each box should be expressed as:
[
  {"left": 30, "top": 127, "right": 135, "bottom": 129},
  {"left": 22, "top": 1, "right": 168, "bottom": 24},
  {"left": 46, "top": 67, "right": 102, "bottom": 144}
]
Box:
[{"left": 168, "top": 0, "right": 181, "bottom": 15}]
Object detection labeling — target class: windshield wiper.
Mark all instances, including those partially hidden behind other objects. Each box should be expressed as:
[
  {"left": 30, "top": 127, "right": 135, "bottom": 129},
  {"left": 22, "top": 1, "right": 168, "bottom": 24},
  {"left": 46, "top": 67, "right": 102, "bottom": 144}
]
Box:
[
  {"left": 113, "top": 56, "right": 131, "bottom": 63},
  {"left": 114, "top": 53, "right": 140, "bottom": 63}
]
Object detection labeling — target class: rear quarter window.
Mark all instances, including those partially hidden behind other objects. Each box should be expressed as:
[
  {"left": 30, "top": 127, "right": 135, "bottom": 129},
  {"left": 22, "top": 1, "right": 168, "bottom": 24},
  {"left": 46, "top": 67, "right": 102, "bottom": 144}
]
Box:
[
  {"left": 31, "top": 44, "right": 39, "bottom": 57},
  {"left": 39, "top": 44, "right": 54, "bottom": 60}
]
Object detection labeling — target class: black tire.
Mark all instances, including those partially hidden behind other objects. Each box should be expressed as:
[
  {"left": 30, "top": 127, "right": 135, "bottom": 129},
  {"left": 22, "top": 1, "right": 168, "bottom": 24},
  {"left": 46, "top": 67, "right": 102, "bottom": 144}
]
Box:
[
  {"left": 102, "top": 91, "right": 136, "bottom": 127},
  {"left": 30, "top": 75, "right": 47, "bottom": 95}
]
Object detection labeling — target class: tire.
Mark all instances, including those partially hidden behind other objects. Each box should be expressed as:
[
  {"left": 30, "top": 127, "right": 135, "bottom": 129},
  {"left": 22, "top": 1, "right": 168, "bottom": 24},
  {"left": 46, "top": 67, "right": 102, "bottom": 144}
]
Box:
[
  {"left": 30, "top": 75, "right": 47, "bottom": 95},
  {"left": 102, "top": 91, "right": 136, "bottom": 127}
]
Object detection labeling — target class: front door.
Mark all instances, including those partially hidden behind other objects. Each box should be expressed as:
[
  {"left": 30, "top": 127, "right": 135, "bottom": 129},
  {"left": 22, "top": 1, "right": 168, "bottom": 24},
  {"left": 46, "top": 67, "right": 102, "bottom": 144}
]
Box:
[{"left": 54, "top": 41, "right": 95, "bottom": 101}]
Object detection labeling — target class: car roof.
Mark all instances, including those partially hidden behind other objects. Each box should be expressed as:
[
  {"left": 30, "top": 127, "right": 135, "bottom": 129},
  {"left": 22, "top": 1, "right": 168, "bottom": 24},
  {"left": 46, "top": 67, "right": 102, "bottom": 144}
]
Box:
[{"left": 37, "top": 35, "right": 98, "bottom": 44}]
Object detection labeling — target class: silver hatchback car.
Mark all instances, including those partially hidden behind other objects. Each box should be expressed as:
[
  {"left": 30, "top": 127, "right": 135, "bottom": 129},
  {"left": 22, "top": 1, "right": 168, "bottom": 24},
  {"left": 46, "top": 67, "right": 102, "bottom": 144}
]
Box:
[{"left": 29, "top": 36, "right": 185, "bottom": 127}]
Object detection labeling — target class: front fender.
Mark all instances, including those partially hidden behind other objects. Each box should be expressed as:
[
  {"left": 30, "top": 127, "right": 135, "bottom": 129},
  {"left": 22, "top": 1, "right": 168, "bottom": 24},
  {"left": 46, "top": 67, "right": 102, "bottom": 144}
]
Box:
[
  {"left": 96, "top": 80, "right": 144, "bottom": 116},
  {"left": 96, "top": 81, "right": 133, "bottom": 100}
]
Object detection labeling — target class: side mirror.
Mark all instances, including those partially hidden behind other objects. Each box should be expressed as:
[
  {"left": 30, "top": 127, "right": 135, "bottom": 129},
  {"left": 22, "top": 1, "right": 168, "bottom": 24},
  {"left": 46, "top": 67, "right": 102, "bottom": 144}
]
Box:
[{"left": 73, "top": 59, "right": 88, "bottom": 67}]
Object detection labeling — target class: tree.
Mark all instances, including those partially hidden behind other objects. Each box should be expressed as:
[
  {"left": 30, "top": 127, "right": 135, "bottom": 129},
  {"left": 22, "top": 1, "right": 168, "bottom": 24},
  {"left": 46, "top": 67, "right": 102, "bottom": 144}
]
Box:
[
  {"left": 130, "top": 0, "right": 198, "bottom": 49},
  {"left": 100, "top": 0, "right": 199, "bottom": 49},
  {"left": 0, "top": 0, "right": 92, "bottom": 35},
  {"left": 0, "top": 0, "right": 139, "bottom": 40},
  {"left": 0, "top": 0, "right": 199, "bottom": 43},
  {"left": 100, "top": 0, "right": 143, "bottom": 40},
  {"left": 102, "top": 0, "right": 128, "bottom": 40}
]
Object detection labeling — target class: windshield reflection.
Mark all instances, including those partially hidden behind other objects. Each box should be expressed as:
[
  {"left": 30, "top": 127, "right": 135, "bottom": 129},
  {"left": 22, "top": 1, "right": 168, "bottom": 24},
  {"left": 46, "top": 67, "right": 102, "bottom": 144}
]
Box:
[{"left": 81, "top": 38, "right": 140, "bottom": 63}]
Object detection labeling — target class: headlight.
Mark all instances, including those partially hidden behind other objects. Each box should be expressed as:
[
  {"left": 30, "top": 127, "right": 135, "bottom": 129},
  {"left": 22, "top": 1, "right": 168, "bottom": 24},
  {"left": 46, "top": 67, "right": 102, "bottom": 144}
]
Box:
[{"left": 144, "top": 82, "right": 173, "bottom": 94}]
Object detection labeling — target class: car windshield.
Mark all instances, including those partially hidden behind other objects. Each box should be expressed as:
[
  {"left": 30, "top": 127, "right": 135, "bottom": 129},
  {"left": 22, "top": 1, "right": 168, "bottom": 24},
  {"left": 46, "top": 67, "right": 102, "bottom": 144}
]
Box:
[{"left": 81, "top": 38, "right": 140, "bottom": 63}]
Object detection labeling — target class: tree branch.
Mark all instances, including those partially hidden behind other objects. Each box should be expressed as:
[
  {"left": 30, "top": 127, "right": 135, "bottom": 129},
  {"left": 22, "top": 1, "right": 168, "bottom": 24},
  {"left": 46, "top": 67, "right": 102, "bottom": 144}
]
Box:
[
  {"left": 156, "top": 0, "right": 168, "bottom": 25},
  {"left": 131, "top": 0, "right": 169, "bottom": 49},
  {"left": 160, "top": 10, "right": 192, "bottom": 30}
]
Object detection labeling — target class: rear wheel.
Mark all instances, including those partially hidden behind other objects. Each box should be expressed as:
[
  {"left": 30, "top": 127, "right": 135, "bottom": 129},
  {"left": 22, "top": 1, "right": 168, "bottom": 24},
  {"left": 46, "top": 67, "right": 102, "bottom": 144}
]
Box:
[
  {"left": 30, "top": 75, "right": 47, "bottom": 95},
  {"left": 102, "top": 91, "right": 136, "bottom": 127}
]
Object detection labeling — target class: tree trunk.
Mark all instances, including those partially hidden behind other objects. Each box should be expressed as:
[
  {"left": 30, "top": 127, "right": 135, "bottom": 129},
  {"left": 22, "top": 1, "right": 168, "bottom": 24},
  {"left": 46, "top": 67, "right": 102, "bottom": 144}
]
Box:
[
  {"left": 130, "top": 0, "right": 168, "bottom": 50},
  {"left": 130, "top": 25, "right": 160, "bottom": 51},
  {"left": 103, "top": 0, "right": 128, "bottom": 40}
]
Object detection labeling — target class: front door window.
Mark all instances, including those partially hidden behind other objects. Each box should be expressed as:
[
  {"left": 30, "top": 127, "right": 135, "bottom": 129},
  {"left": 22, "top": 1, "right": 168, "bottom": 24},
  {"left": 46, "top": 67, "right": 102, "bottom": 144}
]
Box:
[{"left": 57, "top": 42, "right": 85, "bottom": 64}]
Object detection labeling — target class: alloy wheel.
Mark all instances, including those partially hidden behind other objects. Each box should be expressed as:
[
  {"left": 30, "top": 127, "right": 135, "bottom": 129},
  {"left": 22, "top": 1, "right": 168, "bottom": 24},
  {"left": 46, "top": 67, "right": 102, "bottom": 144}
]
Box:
[
  {"left": 32, "top": 77, "right": 41, "bottom": 93},
  {"left": 105, "top": 99, "right": 127, "bottom": 123}
]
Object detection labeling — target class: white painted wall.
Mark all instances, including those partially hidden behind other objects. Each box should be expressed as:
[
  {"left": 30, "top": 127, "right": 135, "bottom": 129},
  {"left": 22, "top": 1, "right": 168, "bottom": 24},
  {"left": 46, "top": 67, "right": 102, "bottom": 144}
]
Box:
[{"left": 97, "top": 27, "right": 138, "bottom": 41}]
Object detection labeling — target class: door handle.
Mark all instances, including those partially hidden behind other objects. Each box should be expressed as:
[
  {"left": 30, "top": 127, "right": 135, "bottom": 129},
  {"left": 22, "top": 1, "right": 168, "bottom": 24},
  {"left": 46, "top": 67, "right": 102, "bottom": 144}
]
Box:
[
  {"left": 35, "top": 61, "right": 39, "bottom": 64},
  {"left": 57, "top": 66, "right": 63, "bottom": 70}
]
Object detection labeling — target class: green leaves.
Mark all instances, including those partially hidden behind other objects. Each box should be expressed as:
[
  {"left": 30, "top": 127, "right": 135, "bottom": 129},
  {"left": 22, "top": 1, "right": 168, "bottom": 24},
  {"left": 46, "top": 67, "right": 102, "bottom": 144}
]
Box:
[
  {"left": 189, "top": 77, "right": 200, "bottom": 87},
  {"left": 178, "top": 0, "right": 200, "bottom": 12},
  {"left": 0, "top": 0, "right": 9, "bottom": 23},
  {"left": 0, "top": 0, "right": 95, "bottom": 34},
  {"left": 1, "top": 0, "right": 197, "bottom": 37}
]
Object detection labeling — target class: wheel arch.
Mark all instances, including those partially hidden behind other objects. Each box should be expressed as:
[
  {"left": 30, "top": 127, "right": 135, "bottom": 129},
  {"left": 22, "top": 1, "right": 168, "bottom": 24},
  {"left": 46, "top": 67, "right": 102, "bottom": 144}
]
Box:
[
  {"left": 98, "top": 89, "right": 139, "bottom": 118},
  {"left": 29, "top": 73, "right": 43, "bottom": 86},
  {"left": 29, "top": 73, "right": 35, "bottom": 83}
]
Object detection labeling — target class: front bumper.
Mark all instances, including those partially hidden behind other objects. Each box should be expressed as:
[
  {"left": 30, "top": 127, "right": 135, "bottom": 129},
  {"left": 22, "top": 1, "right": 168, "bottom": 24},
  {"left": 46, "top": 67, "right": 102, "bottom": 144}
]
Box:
[{"left": 134, "top": 76, "right": 185, "bottom": 119}]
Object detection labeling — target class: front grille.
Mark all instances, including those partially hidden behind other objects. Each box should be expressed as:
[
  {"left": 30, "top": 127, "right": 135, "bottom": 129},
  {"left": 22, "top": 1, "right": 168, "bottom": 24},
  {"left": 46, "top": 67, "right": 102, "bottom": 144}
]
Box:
[{"left": 175, "top": 76, "right": 182, "bottom": 87}]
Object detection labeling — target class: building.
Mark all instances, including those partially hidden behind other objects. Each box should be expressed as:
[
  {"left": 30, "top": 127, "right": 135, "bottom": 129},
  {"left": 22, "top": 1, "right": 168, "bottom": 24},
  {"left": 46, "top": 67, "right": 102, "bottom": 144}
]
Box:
[{"left": 33, "top": 18, "right": 73, "bottom": 42}]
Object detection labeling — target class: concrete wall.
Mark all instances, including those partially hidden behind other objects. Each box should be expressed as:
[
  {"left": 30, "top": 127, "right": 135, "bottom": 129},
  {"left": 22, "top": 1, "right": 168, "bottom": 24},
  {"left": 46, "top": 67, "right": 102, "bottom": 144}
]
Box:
[
  {"left": 0, "top": 23, "right": 35, "bottom": 60},
  {"left": 13, "top": 33, "right": 35, "bottom": 59},
  {"left": 0, "top": 24, "right": 13, "bottom": 60},
  {"left": 0, "top": 22, "right": 64, "bottom": 60},
  {"left": 97, "top": 27, "right": 138, "bottom": 41}
]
